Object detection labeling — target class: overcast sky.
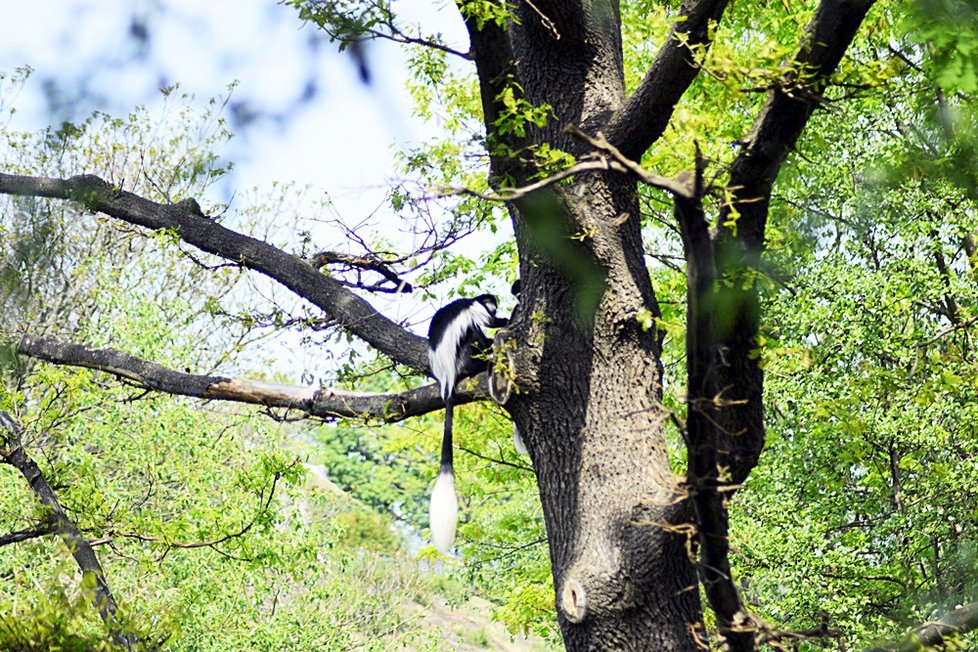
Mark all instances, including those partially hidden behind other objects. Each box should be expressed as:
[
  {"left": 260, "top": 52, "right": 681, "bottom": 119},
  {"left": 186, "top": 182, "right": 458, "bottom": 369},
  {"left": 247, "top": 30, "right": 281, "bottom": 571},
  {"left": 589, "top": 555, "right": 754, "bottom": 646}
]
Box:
[{"left": 0, "top": 0, "right": 466, "bottom": 210}]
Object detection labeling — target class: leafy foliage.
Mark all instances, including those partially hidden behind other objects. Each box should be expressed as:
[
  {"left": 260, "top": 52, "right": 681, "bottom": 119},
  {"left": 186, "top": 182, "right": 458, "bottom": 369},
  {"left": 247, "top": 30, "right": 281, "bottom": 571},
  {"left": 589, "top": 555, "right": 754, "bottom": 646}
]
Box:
[
  {"left": 725, "top": 17, "right": 978, "bottom": 646},
  {"left": 5, "top": 0, "right": 978, "bottom": 649}
]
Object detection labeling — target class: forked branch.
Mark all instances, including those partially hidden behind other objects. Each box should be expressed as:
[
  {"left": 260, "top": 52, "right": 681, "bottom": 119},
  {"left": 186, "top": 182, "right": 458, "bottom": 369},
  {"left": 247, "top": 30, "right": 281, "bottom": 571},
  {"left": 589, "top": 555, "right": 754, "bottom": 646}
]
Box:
[{"left": 604, "top": 0, "right": 733, "bottom": 158}]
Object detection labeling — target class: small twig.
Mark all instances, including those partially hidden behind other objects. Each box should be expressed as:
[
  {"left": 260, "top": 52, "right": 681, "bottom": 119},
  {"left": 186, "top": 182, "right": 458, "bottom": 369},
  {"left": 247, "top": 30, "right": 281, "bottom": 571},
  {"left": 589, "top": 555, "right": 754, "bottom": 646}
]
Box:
[
  {"left": 457, "top": 445, "right": 534, "bottom": 472},
  {"left": 436, "top": 158, "right": 625, "bottom": 202},
  {"left": 467, "top": 537, "right": 547, "bottom": 566},
  {"left": 522, "top": 0, "right": 560, "bottom": 39},
  {"left": 918, "top": 314, "right": 978, "bottom": 348},
  {"left": 565, "top": 125, "right": 697, "bottom": 198},
  {"left": 372, "top": 22, "right": 471, "bottom": 60},
  {"left": 97, "top": 457, "right": 299, "bottom": 563}
]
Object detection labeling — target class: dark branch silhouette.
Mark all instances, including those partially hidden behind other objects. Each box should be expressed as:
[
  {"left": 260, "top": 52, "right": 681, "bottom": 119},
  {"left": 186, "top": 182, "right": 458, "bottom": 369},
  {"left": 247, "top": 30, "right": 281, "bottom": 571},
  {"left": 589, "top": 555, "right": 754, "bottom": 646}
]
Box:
[{"left": 866, "top": 602, "right": 978, "bottom": 652}]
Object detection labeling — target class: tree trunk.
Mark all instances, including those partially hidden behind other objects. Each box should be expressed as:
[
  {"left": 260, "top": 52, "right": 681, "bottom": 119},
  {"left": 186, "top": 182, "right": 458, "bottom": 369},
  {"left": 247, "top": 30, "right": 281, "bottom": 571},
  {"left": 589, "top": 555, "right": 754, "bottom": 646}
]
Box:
[
  {"left": 508, "top": 174, "right": 701, "bottom": 649},
  {"left": 463, "top": 2, "right": 707, "bottom": 648},
  {"left": 461, "top": 0, "right": 876, "bottom": 645}
]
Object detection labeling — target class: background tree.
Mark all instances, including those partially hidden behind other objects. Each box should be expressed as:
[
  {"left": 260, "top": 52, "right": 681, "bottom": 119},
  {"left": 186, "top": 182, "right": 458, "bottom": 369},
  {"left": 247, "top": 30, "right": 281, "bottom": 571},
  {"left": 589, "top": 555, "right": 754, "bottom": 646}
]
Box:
[{"left": 2, "top": 0, "right": 978, "bottom": 650}]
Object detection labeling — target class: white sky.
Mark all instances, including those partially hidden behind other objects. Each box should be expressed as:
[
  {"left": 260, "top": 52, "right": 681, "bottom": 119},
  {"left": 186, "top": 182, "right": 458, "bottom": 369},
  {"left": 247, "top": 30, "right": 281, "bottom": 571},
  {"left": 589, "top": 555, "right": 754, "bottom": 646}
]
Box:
[{"left": 0, "top": 0, "right": 459, "bottom": 196}]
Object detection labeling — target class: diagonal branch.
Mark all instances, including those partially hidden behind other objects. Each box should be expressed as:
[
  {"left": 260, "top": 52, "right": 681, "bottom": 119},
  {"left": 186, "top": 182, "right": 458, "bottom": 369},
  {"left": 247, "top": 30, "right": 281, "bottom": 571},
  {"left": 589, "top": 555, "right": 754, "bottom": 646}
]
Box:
[
  {"left": 0, "top": 172, "right": 429, "bottom": 373},
  {"left": 865, "top": 602, "right": 978, "bottom": 652},
  {"left": 442, "top": 126, "right": 696, "bottom": 205},
  {"left": 682, "top": 2, "right": 877, "bottom": 649},
  {"left": 0, "top": 411, "right": 136, "bottom": 649},
  {"left": 711, "top": 0, "right": 878, "bottom": 490},
  {"left": 564, "top": 126, "right": 695, "bottom": 198},
  {"left": 16, "top": 333, "right": 487, "bottom": 422},
  {"left": 441, "top": 159, "right": 633, "bottom": 202},
  {"left": 603, "top": 0, "right": 732, "bottom": 159},
  {"left": 721, "top": 0, "right": 878, "bottom": 244},
  {"left": 361, "top": 22, "right": 471, "bottom": 61}
]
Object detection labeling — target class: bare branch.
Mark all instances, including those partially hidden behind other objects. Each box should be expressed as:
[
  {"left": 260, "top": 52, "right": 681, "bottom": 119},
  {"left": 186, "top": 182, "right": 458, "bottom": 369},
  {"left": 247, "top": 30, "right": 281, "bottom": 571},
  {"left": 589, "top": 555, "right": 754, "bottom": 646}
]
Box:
[
  {"left": 0, "top": 522, "right": 57, "bottom": 547},
  {"left": 17, "top": 333, "right": 487, "bottom": 422},
  {"left": 754, "top": 613, "right": 840, "bottom": 648},
  {"left": 310, "top": 0, "right": 471, "bottom": 60},
  {"left": 363, "top": 22, "right": 471, "bottom": 60},
  {"left": 438, "top": 159, "right": 626, "bottom": 202},
  {"left": 457, "top": 445, "right": 533, "bottom": 473},
  {"left": 309, "top": 250, "right": 414, "bottom": 294},
  {"left": 439, "top": 126, "right": 696, "bottom": 204},
  {"left": 0, "top": 172, "right": 428, "bottom": 372},
  {"left": 564, "top": 126, "right": 695, "bottom": 198},
  {"left": 917, "top": 315, "right": 978, "bottom": 348}
]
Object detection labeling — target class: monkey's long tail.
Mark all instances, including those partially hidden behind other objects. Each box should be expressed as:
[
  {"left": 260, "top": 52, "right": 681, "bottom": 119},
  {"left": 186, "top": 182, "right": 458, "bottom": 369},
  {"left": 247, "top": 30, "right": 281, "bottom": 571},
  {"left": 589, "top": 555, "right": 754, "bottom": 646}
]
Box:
[{"left": 429, "top": 396, "right": 458, "bottom": 553}]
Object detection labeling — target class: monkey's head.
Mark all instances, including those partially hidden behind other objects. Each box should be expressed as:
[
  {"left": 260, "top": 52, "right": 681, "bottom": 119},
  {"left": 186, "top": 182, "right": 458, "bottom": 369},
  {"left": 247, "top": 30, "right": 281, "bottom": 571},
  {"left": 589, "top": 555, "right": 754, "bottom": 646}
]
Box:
[{"left": 475, "top": 293, "right": 498, "bottom": 315}]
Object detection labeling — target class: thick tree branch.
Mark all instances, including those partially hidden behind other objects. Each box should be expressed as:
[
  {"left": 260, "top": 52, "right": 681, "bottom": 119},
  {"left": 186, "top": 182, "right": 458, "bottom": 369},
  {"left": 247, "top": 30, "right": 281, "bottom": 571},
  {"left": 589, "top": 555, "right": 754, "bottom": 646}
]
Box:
[
  {"left": 16, "top": 334, "right": 486, "bottom": 422},
  {"left": 0, "top": 522, "right": 58, "bottom": 547},
  {"left": 0, "top": 411, "right": 135, "bottom": 649},
  {"left": 603, "top": 0, "right": 732, "bottom": 159},
  {"left": 712, "top": 0, "right": 877, "bottom": 488},
  {"left": 722, "top": 0, "right": 877, "bottom": 243},
  {"left": 0, "top": 172, "right": 428, "bottom": 372},
  {"left": 676, "top": 162, "right": 755, "bottom": 652},
  {"left": 667, "top": 3, "right": 878, "bottom": 649}
]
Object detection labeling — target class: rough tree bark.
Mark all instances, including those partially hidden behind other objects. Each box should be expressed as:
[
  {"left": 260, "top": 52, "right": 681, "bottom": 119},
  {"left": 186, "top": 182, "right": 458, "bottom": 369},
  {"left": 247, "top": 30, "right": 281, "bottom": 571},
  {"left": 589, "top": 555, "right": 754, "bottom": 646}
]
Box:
[{"left": 0, "top": 0, "right": 878, "bottom": 650}]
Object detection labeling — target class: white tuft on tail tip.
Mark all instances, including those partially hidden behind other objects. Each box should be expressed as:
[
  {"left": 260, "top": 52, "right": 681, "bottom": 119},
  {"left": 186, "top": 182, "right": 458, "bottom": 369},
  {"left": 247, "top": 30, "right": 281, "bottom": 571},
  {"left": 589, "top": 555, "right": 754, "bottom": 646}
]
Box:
[{"left": 429, "top": 470, "right": 458, "bottom": 552}]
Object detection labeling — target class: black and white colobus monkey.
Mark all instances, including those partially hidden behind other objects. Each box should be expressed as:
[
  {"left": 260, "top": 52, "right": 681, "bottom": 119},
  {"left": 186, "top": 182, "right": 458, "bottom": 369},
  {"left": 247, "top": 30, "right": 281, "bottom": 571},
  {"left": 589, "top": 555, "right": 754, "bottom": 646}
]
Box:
[{"left": 427, "top": 293, "right": 507, "bottom": 552}]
